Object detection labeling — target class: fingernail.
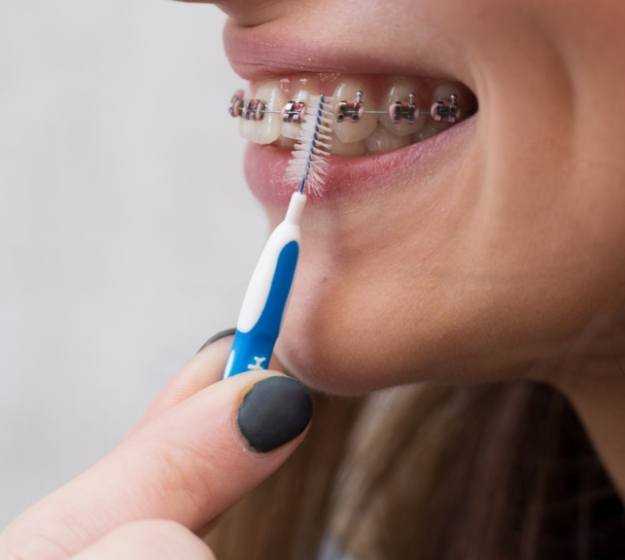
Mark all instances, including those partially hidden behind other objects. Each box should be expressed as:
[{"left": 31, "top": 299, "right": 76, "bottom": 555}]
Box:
[
  {"left": 237, "top": 377, "right": 313, "bottom": 453},
  {"left": 197, "top": 328, "right": 236, "bottom": 354}
]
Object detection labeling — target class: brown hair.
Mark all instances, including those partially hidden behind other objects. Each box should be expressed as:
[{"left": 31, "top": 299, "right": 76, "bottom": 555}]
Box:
[{"left": 208, "top": 381, "right": 625, "bottom": 559}]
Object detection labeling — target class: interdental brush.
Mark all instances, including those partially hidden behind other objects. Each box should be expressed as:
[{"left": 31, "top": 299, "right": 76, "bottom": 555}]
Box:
[{"left": 223, "top": 95, "right": 334, "bottom": 378}]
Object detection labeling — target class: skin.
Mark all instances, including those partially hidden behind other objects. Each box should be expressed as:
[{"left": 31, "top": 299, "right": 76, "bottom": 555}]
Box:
[
  {"left": 220, "top": 0, "right": 625, "bottom": 492},
  {"left": 3, "top": 0, "right": 625, "bottom": 555},
  {"left": 0, "top": 338, "right": 303, "bottom": 558}
]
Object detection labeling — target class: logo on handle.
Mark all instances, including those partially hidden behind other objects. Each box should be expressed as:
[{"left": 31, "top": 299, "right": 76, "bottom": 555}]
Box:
[{"left": 248, "top": 356, "right": 267, "bottom": 370}]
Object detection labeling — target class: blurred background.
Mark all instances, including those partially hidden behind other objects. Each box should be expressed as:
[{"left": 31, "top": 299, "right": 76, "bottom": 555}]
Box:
[{"left": 0, "top": 1, "right": 263, "bottom": 525}]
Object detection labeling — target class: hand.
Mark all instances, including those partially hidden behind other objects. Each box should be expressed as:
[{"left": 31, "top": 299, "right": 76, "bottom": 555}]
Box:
[{"left": 0, "top": 334, "right": 313, "bottom": 559}]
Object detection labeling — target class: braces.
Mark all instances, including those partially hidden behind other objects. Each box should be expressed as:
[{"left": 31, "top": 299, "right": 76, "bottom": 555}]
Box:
[{"left": 229, "top": 89, "right": 464, "bottom": 125}]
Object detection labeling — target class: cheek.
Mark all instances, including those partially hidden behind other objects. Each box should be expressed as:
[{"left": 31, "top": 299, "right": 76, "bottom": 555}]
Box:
[
  {"left": 271, "top": 132, "right": 625, "bottom": 396},
  {"left": 277, "top": 223, "right": 625, "bottom": 396},
  {"left": 274, "top": 245, "right": 519, "bottom": 394},
  {"left": 261, "top": 0, "right": 625, "bottom": 394},
  {"left": 268, "top": 179, "right": 492, "bottom": 393}
]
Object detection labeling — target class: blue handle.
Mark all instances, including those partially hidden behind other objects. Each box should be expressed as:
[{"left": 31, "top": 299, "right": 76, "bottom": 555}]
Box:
[{"left": 223, "top": 240, "right": 300, "bottom": 378}]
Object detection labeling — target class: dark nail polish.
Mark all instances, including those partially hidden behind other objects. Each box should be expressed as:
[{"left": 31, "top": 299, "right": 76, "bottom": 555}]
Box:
[
  {"left": 237, "top": 377, "right": 313, "bottom": 453},
  {"left": 197, "top": 328, "right": 236, "bottom": 354}
]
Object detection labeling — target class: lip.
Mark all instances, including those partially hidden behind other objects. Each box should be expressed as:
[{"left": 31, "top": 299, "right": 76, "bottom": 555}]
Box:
[
  {"left": 223, "top": 18, "right": 472, "bottom": 86},
  {"left": 244, "top": 116, "right": 476, "bottom": 205},
  {"left": 224, "top": 16, "right": 477, "bottom": 206}
]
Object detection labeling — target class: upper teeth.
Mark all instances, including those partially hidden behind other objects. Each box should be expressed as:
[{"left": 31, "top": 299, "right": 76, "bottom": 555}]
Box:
[
  {"left": 239, "top": 83, "right": 286, "bottom": 145},
  {"left": 380, "top": 78, "right": 428, "bottom": 137},
  {"left": 234, "top": 77, "right": 473, "bottom": 156},
  {"left": 333, "top": 79, "right": 378, "bottom": 143},
  {"left": 282, "top": 89, "right": 310, "bottom": 140}
]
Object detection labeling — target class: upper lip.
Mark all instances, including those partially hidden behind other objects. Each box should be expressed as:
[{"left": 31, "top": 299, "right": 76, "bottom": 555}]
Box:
[{"left": 223, "top": 19, "right": 468, "bottom": 84}]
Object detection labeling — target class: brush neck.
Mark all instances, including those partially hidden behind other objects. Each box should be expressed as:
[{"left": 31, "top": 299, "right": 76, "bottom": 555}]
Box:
[{"left": 284, "top": 192, "right": 307, "bottom": 225}]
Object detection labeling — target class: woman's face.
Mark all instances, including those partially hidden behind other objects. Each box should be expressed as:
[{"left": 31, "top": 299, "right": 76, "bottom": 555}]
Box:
[{"left": 217, "top": 0, "right": 625, "bottom": 393}]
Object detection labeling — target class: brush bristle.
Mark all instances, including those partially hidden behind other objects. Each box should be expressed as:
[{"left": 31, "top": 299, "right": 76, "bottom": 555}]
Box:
[{"left": 285, "top": 95, "right": 334, "bottom": 196}]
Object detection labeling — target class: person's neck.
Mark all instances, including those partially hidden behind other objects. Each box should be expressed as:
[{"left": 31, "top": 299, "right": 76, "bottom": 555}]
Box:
[{"left": 548, "top": 318, "right": 625, "bottom": 496}]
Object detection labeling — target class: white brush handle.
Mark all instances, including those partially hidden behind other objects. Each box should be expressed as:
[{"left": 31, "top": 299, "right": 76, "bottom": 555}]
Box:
[{"left": 223, "top": 192, "right": 306, "bottom": 378}]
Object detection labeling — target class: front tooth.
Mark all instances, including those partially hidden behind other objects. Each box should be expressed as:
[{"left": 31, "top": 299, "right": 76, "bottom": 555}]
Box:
[
  {"left": 366, "top": 125, "right": 411, "bottom": 155},
  {"left": 281, "top": 89, "right": 310, "bottom": 140},
  {"left": 333, "top": 79, "right": 378, "bottom": 143},
  {"left": 332, "top": 136, "right": 368, "bottom": 156},
  {"left": 379, "top": 79, "right": 428, "bottom": 137},
  {"left": 239, "top": 82, "right": 285, "bottom": 145}
]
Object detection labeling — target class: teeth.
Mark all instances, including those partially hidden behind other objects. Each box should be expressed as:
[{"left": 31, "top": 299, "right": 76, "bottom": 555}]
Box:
[
  {"left": 333, "top": 79, "right": 378, "bottom": 143},
  {"left": 379, "top": 78, "right": 428, "bottom": 137},
  {"left": 366, "top": 125, "right": 411, "bottom": 155},
  {"left": 415, "top": 120, "right": 449, "bottom": 142},
  {"left": 430, "top": 82, "right": 466, "bottom": 125},
  {"left": 431, "top": 82, "right": 468, "bottom": 111},
  {"left": 332, "top": 136, "right": 368, "bottom": 157},
  {"left": 281, "top": 89, "right": 311, "bottom": 140},
  {"left": 277, "top": 136, "right": 297, "bottom": 149},
  {"left": 237, "top": 77, "right": 473, "bottom": 157},
  {"left": 239, "top": 82, "right": 285, "bottom": 145},
  {"left": 415, "top": 83, "right": 466, "bottom": 141}
]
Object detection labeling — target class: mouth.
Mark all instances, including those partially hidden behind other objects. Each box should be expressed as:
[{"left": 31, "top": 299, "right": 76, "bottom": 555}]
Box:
[{"left": 224, "top": 22, "right": 479, "bottom": 204}]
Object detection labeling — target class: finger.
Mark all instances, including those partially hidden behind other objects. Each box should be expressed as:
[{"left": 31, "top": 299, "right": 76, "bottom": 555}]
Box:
[
  {"left": 2, "top": 373, "right": 313, "bottom": 558},
  {"left": 136, "top": 329, "right": 285, "bottom": 431},
  {"left": 72, "top": 520, "right": 215, "bottom": 560},
  {"left": 135, "top": 331, "right": 235, "bottom": 430}
]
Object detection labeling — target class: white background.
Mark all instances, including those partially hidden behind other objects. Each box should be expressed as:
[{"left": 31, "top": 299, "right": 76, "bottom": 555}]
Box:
[{"left": 0, "top": 0, "right": 264, "bottom": 525}]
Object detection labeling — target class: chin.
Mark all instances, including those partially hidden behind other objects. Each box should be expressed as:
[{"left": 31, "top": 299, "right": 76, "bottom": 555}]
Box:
[
  {"left": 271, "top": 257, "right": 518, "bottom": 396},
  {"left": 270, "top": 228, "right": 596, "bottom": 396}
]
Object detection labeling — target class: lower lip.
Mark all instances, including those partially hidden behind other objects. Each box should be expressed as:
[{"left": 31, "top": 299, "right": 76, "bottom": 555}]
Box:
[{"left": 243, "top": 117, "right": 476, "bottom": 206}]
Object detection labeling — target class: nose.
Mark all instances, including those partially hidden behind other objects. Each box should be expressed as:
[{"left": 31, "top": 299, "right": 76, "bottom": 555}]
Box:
[{"left": 180, "top": 0, "right": 290, "bottom": 27}]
